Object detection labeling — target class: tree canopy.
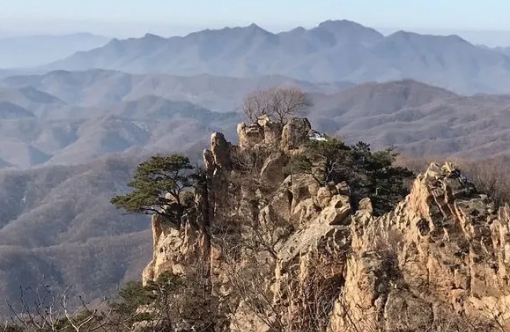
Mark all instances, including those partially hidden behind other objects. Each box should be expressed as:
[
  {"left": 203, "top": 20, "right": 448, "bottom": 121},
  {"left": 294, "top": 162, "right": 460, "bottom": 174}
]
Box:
[
  {"left": 110, "top": 154, "right": 198, "bottom": 225},
  {"left": 242, "top": 86, "right": 312, "bottom": 124},
  {"left": 291, "top": 138, "right": 414, "bottom": 216}
]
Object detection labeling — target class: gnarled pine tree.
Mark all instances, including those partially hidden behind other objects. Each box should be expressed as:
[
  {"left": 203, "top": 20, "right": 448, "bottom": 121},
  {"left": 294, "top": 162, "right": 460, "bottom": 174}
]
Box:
[{"left": 110, "top": 154, "right": 196, "bottom": 227}]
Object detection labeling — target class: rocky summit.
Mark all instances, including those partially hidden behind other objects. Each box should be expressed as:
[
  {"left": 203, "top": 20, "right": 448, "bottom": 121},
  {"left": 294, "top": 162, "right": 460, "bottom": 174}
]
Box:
[{"left": 141, "top": 117, "right": 510, "bottom": 331}]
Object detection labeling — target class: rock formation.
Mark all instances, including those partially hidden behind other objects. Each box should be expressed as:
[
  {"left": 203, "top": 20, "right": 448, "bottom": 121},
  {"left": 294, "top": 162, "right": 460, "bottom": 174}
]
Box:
[{"left": 142, "top": 117, "right": 510, "bottom": 331}]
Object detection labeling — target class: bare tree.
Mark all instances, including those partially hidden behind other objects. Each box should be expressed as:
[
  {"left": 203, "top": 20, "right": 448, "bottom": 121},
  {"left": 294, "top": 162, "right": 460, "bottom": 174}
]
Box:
[
  {"left": 270, "top": 86, "right": 312, "bottom": 124},
  {"left": 457, "top": 157, "right": 510, "bottom": 208},
  {"left": 242, "top": 87, "right": 312, "bottom": 124},
  {"left": 3, "top": 284, "right": 112, "bottom": 332},
  {"left": 242, "top": 89, "right": 273, "bottom": 123}
]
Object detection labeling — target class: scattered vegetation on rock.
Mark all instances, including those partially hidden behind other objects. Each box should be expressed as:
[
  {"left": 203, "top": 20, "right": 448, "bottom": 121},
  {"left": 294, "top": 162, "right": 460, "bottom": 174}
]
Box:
[
  {"left": 290, "top": 138, "right": 415, "bottom": 215},
  {"left": 4, "top": 87, "right": 510, "bottom": 332}
]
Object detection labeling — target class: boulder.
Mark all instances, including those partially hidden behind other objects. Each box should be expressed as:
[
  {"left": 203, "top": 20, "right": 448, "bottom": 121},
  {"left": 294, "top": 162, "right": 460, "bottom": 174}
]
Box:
[
  {"left": 358, "top": 197, "right": 373, "bottom": 214},
  {"left": 260, "top": 152, "right": 289, "bottom": 185},
  {"left": 237, "top": 123, "right": 264, "bottom": 149},
  {"left": 282, "top": 173, "right": 320, "bottom": 211},
  {"left": 263, "top": 121, "right": 283, "bottom": 145},
  {"left": 211, "top": 132, "right": 231, "bottom": 170},
  {"left": 281, "top": 117, "right": 312, "bottom": 150},
  {"left": 315, "top": 185, "right": 337, "bottom": 209}
]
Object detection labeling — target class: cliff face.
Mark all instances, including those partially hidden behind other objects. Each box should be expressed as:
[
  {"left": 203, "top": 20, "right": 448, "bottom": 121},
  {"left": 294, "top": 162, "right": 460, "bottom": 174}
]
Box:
[{"left": 142, "top": 117, "right": 510, "bottom": 331}]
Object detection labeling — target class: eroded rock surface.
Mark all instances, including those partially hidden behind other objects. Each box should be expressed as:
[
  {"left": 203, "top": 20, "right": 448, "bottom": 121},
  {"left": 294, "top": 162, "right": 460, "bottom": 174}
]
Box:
[{"left": 142, "top": 116, "right": 510, "bottom": 331}]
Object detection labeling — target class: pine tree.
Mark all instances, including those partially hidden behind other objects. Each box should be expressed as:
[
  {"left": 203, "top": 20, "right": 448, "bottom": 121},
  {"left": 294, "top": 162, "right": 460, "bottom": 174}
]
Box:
[
  {"left": 291, "top": 138, "right": 414, "bottom": 215},
  {"left": 110, "top": 154, "right": 196, "bottom": 225}
]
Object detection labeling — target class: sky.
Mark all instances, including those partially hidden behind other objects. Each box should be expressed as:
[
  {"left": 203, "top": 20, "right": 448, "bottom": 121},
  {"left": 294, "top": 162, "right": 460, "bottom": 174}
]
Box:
[{"left": 1, "top": 0, "right": 509, "bottom": 39}]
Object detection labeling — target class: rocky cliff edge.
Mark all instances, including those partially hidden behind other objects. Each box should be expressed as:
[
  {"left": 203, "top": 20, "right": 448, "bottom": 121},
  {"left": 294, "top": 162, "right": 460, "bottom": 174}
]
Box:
[{"left": 142, "top": 117, "right": 510, "bottom": 331}]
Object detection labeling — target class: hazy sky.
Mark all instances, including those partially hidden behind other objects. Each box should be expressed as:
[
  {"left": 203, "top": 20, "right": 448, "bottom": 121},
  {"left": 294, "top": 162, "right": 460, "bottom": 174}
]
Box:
[{"left": 1, "top": 0, "right": 509, "bottom": 38}]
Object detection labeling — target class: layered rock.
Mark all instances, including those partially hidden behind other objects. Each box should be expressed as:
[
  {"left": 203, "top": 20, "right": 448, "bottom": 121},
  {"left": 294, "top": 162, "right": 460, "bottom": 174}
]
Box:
[
  {"left": 142, "top": 117, "right": 510, "bottom": 331},
  {"left": 329, "top": 162, "right": 510, "bottom": 331}
]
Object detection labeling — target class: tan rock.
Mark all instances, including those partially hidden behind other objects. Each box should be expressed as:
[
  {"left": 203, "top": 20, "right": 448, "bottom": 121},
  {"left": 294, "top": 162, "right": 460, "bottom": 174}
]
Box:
[
  {"left": 203, "top": 148, "right": 215, "bottom": 171},
  {"left": 256, "top": 114, "right": 270, "bottom": 127},
  {"left": 322, "top": 204, "right": 351, "bottom": 226},
  {"left": 316, "top": 186, "right": 334, "bottom": 209},
  {"left": 282, "top": 173, "right": 320, "bottom": 211},
  {"left": 358, "top": 197, "right": 373, "bottom": 214},
  {"left": 237, "top": 123, "right": 264, "bottom": 149},
  {"left": 263, "top": 121, "right": 283, "bottom": 145},
  {"left": 141, "top": 117, "right": 510, "bottom": 331},
  {"left": 281, "top": 117, "right": 311, "bottom": 150},
  {"left": 211, "top": 132, "right": 231, "bottom": 169},
  {"left": 260, "top": 152, "right": 289, "bottom": 185}
]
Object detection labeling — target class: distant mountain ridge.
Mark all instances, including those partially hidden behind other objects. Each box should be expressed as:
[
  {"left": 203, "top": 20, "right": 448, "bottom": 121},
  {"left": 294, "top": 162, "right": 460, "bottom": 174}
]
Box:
[
  {"left": 0, "top": 154, "right": 152, "bottom": 314},
  {"left": 310, "top": 79, "right": 510, "bottom": 157},
  {"left": 42, "top": 20, "right": 510, "bottom": 95},
  {"left": 0, "top": 33, "right": 110, "bottom": 69},
  {"left": 0, "top": 69, "right": 352, "bottom": 110},
  {"left": 0, "top": 71, "right": 354, "bottom": 168},
  {"left": 2, "top": 75, "right": 510, "bottom": 168}
]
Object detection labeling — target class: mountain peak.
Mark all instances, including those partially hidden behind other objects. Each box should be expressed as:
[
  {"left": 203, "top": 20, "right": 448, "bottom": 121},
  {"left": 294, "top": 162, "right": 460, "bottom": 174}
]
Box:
[
  {"left": 312, "top": 19, "right": 384, "bottom": 45},
  {"left": 317, "top": 19, "right": 365, "bottom": 29},
  {"left": 244, "top": 23, "right": 270, "bottom": 34},
  {"left": 143, "top": 33, "right": 165, "bottom": 40}
]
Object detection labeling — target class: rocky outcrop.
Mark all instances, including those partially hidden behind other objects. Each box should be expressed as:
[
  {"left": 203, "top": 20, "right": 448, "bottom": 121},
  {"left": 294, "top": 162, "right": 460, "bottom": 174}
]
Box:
[
  {"left": 142, "top": 214, "right": 202, "bottom": 285},
  {"left": 142, "top": 117, "right": 510, "bottom": 331},
  {"left": 281, "top": 117, "right": 311, "bottom": 151},
  {"left": 327, "top": 162, "right": 510, "bottom": 331},
  {"left": 237, "top": 117, "right": 307, "bottom": 151},
  {"left": 237, "top": 123, "right": 264, "bottom": 149}
]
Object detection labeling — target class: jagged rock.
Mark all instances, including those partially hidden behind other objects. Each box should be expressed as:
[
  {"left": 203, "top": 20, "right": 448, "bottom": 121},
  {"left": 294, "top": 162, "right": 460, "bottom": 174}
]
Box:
[
  {"left": 203, "top": 148, "right": 215, "bottom": 171},
  {"left": 142, "top": 214, "right": 194, "bottom": 285},
  {"left": 281, "top": 117, "right": 311, "bottom": 150},
  {"left": 290, "top": 198, "right": 320, "bottom": 227},
  {"left": 332, "top": 162, "right": 510, "bottom": 331},
  {"left": 237, "top": 123, "right": 264, "bottom": 149},
  {"left": 260, "top": 152, "right": 289, "bottom": 185},
  {"left": 321, "top": 195, "right": 352, "bottom": 225},
  {"left": 315, "top": 186, "right": 334, "bottom": 209},
  {"left": 211, "top": 132, "right": 231, "bottom": 170},
  {"left": 238, "top": 117, "right": 284, "bottom": 150},
  {"left": 358, "top": 197, "right": 373, "bottom": 213},
  {"left": 141, "top": 117, "right": 510, "bottom": 331},
  {"left": 263, "top": 121, "right": 283, "bottom": 145},
  {"left": 282, "top": 173, "right": 320, "bottom": 212},
  {"left": 263, "top": 184, "right": 293, "bottom": 227}
]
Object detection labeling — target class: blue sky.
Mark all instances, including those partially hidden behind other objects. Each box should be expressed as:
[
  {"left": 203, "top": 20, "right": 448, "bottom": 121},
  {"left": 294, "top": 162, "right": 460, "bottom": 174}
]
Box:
[{"left": 1, "top": 0, "right": 509, "bottom": 38}]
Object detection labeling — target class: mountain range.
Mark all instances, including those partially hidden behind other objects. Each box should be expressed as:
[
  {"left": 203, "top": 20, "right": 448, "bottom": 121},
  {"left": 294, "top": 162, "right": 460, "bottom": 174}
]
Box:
[
  {"left": 35, "top": 20, "right": 510, "bottom": 95},
  {"left": 0, "top": 70, "right": 350, "bottom": 168},
  {"left": 0, "top": 153, "right": 152, "bottom": 313},
  {"left": 2, "top": 70, "right": 510, "bottom": 169},
  {"left": 1, "top": 69, "right": 350, "bottom": 111},
  {"left": 4, "top": 18, "right": 510, "bottom": 317}
]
